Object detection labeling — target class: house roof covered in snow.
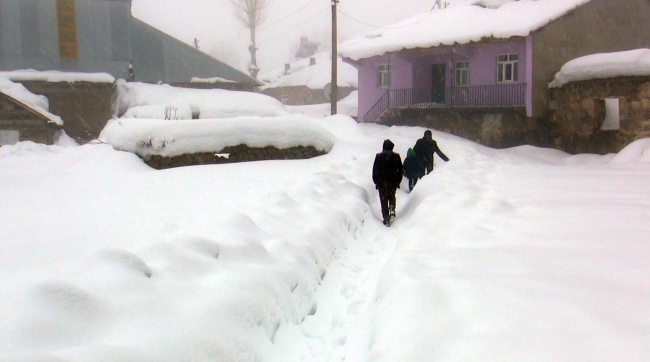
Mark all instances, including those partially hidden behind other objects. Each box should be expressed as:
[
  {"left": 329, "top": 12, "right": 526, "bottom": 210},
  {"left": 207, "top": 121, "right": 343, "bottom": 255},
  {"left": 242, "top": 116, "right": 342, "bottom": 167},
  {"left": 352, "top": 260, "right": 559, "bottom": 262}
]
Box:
[
  {"left": 259, "top": 52, "right": 358, "bottom": 90},
  {"left": 0, "top": 70, "right": 116, "bottom": 83},
  {"left": 0, "top": 77, "right": 64, "bottom": 126},
  {"left": 339, "top": 0, "right": 593, "bottom": 61},
  {"left": 549, "top": 49, "right": 650, "bottom": 88}
]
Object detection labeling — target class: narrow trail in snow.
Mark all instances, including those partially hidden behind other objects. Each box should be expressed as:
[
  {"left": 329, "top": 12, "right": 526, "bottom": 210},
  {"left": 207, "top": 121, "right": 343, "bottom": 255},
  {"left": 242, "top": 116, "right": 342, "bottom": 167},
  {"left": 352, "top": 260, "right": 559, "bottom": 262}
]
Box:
[{"left": 298, "top": 187, "right": 411, "bottom": 362}]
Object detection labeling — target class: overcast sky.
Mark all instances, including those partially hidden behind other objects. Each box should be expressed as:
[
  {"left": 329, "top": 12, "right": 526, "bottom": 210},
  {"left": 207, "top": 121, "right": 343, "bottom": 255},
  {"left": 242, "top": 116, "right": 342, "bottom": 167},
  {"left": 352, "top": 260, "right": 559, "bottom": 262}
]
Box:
[{"left": 131, "top": 0, "right": 436, "bottom": 75}]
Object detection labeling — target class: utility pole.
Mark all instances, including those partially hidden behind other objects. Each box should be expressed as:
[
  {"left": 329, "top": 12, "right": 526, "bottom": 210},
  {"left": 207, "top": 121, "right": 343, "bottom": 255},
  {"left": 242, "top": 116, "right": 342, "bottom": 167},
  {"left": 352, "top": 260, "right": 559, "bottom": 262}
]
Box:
[
  {"left": 331, "top": 0, "right": 339, "bottom": 115},
  {"left": 194, "top": 38, "right": 200, "bottom": 50}
]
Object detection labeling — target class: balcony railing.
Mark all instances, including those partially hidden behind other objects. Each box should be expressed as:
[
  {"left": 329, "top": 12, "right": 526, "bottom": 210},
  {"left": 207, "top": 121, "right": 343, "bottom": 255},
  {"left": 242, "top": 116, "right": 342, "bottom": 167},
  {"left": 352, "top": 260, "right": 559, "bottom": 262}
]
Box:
[{"left": 364, "top": 83, "right": 527, "bottom": 123}]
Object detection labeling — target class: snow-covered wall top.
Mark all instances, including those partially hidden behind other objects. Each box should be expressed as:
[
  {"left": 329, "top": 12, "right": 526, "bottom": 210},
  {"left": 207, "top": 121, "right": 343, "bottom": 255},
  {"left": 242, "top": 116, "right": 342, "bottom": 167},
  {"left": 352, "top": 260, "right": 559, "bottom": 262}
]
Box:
[
  {"left": 259, "top": 52, "right": 358, "bottom": 90},
  {"left": 549, "top": 49, "right": 650, "bottom": 88},
  {"left": 339, "top": 0, "right": 593, "bottom": 61},
  {"left": 0, "top": 77, "right": 63, "bottom": 126},
  {"left": 114, "top": 80, "right": 288, "bottom": 120},
  {"left": 99, "top": 116, "right": 336, "bottom": 158},
  {"left": 0, "top": 70, "right": 115, "bottom": 83}
]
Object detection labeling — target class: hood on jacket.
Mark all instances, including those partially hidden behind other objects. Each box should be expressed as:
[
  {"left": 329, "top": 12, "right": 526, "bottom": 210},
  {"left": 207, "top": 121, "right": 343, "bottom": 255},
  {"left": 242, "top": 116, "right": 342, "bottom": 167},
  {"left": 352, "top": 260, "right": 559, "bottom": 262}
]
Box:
[
  {"left": 407, "top": 148, "right": 417, "bottom": 158},
  {"left": 383, "top": 139, "right": 394, "bottom": 151}
]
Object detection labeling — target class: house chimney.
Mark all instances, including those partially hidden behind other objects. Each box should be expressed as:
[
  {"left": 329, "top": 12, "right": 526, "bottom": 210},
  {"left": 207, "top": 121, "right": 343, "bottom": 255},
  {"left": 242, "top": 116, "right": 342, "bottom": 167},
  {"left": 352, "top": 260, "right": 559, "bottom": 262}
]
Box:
[
  {"left": 285, "top": 63, "right": 290, "bottom": 74},
  {"left": 310, "top": 57, "right": 316, "bottom": 66}
]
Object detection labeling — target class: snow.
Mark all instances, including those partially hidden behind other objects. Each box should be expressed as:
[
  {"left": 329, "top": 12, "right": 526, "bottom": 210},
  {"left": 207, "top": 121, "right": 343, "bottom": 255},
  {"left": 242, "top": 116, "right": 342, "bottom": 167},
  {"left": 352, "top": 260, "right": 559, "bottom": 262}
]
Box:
[
  {"left": 2, "top": 112, "right": 650, "bottom": 361},
  {"left": 0, "top": 69, "right": 115, "bottom": 83},
  {"left": 259, "top": 52, "right": 358, "bottom": 90},
  {"left": 0, "top": 77, "right": 64, "bottom": 126},
  {"left": 339, "top": 0, "right": 593, "bottom": 61},
  {"left": 98, "top": 116, "right": 336, "bottom": 158},
  {"left": 190, "top": 77, "right": 236, "bottom": 83},
  {"left": 286, "top": 91, "right": 359, "bottom": 118},
  {"left": 549, "top": 49, "right": 650, "bottom": 88},
  {"left": 114, "top": 80, "right": 288, "bottom": 119}
]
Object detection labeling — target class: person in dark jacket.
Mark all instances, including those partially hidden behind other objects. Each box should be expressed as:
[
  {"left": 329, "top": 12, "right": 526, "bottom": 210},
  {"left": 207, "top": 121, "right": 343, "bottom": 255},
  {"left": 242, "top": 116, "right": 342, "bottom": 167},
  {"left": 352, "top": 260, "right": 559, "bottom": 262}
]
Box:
[
  {"left": 372, "top": 139, "right": 403, "bottom": 226},
  {"left": 403, "top": 148, "right": 425, "bottom": 192},
  {"left": 413, "top": 130, "right": 449, "bottom": 174}
]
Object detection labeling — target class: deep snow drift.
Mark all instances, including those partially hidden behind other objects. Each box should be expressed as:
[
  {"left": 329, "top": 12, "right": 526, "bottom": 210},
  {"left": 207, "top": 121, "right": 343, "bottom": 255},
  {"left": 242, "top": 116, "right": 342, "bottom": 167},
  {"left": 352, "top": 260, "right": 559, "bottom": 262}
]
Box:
[{"left": 1, "top": 116, "right": 649, "bottom": 362}]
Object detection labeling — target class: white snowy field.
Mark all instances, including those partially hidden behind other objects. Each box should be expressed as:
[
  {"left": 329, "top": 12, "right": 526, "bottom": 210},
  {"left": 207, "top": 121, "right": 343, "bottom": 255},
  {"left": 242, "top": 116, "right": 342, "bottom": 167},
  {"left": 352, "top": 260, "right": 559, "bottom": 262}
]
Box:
[{"left": 1, "top": 116, "right": 650, "bottom": 361}]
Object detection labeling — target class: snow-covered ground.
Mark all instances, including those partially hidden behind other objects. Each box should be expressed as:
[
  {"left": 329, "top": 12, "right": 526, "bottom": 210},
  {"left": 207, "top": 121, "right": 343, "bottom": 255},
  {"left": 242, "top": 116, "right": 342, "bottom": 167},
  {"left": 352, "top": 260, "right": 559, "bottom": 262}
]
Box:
[{"left": 1, "top": 115, "right": 650, "bottom": 361}]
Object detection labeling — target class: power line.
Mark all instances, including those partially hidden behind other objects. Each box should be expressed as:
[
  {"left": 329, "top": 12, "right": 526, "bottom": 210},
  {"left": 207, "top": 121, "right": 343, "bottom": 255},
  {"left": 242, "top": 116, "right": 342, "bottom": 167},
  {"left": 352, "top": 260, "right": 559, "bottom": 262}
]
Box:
[
  {"left": 258, "top": 7, "right": 330, "bottom": 46},
  {"left": 260, "top": 0, "right": 321, "bottom": 30},
  {"left": 337, "top": 9, "right": 433, "bottom": 30},
  {"left": 336, "top": 9, "right": 382, "bottom": 28}
]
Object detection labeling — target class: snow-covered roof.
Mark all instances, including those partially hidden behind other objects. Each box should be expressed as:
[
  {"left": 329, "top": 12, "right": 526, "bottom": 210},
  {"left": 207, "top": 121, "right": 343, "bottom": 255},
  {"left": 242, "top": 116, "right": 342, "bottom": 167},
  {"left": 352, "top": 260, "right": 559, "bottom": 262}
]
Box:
[
  {"left": 190, "top": 77, "right": 236, "bottom": 84},
  {"left": 99, "top": 116, "right": 335, "bottom": 158},
  {"left": 114, "top": 80, "right": 288, "bottom": 120},
  {"left": 339, "top": 0, "right": 593, "bottom": 61},
  {"left": 0, "top": 69, "right": 115, "bottom": 83},
  {"left": 0, "top": 77, "right": 64, "bottom": 126},
  {"left": 549, "top": 49, "right": 650, "bottom": 88},
  {"left": 259, "top": 52, "right": 358, "bottom": 90}
]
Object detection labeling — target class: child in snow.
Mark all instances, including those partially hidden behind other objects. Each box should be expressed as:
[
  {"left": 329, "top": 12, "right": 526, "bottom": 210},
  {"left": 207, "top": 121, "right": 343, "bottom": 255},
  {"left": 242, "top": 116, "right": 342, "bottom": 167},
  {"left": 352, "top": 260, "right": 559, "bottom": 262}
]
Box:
[{"left": 403, "top": 148, "right": 425, "bottom": 192}]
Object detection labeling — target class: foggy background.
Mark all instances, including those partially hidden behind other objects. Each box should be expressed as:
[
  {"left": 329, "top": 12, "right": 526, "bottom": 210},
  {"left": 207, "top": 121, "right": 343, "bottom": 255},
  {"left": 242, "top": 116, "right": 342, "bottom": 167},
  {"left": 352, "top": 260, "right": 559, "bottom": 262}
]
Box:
[{"left": 131, "top": 0, "right": 437, "bottom": 75}]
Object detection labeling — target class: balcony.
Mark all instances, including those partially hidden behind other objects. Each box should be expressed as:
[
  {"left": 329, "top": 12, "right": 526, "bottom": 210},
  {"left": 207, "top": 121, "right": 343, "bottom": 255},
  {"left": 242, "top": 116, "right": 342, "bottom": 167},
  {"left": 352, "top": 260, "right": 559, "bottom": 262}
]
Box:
[{"left": 364, "top": 83, "right": 527, "bottom": 123}]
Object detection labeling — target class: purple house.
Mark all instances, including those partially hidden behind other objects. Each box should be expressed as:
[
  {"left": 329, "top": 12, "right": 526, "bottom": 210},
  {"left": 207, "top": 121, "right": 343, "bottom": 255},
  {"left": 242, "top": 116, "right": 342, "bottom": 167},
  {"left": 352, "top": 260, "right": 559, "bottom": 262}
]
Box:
[{"left": 340, "top": 0, "right": 650, "bottom": 150}]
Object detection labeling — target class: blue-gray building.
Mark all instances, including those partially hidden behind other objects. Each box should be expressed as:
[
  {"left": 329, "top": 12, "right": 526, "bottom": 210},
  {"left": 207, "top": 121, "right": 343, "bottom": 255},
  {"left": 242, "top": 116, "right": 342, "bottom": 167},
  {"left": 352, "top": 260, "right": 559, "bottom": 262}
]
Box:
[{"left": 0, "top": 0, "right": 259, "bottom": 87}]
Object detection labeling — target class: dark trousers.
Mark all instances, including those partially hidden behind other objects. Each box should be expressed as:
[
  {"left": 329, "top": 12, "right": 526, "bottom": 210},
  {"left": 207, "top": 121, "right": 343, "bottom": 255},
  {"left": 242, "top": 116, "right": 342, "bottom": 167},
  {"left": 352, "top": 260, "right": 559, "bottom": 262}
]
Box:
[
  {"left": 424, "top": 159, "right": 434, "bottom": 174},
  {"left": 408, "top": 177, "right": 418, "bottom": 192},
  {"left": 377, "top": 186, "right": 397, "bottom": 222}
]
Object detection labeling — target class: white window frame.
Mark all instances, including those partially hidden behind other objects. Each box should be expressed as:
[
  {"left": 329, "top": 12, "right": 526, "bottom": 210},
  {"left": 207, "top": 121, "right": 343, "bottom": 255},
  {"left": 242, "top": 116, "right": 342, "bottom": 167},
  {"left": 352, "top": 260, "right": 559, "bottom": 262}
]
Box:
[
  {"left": 497, "top": 53, "right": 519, "bottom": 83},
  {"left": 0, "top": 130, "right": 20, "bottom": 145},
  {"left": 601, "top": 98, "right": 620, "bottom": 130},
  {"left": 377, "top": 64, "right": 390, "bottom": 88},
  {"left": 455, "top": 61, "right": 470, "bottom": 87}
]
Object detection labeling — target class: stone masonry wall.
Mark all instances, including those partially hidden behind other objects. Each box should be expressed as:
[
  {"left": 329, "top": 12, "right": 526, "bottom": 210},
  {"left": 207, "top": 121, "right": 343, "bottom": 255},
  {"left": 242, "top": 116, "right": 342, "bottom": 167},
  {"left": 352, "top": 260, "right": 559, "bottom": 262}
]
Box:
[
  {"left": 379, "top": 107, "right": 548, "bottom": 149},
  {"left": 144, "top": 144, "right": 326, "bottom": 170},
  {"left": 20, "top": 81, "right": 114, "bottom": 144},
  {"left": 549, "top": 76, "right": 650, "bottom": 154}
]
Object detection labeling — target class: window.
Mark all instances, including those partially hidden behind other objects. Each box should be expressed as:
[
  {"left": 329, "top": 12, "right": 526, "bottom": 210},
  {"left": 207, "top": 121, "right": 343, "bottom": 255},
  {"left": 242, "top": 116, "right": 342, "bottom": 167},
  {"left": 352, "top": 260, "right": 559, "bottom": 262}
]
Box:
[
  {"left": 281, "top": 95, "right": 289, "bottom": 105},
  {"left": 0, "top": 130, "right": 20, "bottom": 146},
  {"left": 455, "top": 61, "right": 470, "bottom": 86},
  {"left": 601, "top": 98, "right": 620, "bottom": 130},
  {"left": 377, "top": 64, "right": 390, "bottom": 88},
  {"left": 497, "top": 54, "right": 519, "bottom": 83}
]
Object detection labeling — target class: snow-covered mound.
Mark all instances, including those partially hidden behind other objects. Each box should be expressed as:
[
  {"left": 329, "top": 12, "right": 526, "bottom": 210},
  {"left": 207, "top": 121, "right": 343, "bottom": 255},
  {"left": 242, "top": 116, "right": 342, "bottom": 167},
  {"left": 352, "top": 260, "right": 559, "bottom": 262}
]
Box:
[
  {"left": 0, "top": 77, "right": 63, "bottom": 126},
  {"left": 339, "top": 0, "right": 592, "bottom": 60},
  {"left": 259, "top": 52, "right": 358, "bottom": 90},
  {"left": 549, "top": 49, "right": 650, "bottom": 88},
  {"left": 114, "top": 80, "right": 288, "bottom": 119},
  {"left": 608, "top": 138, "right": 650, "bottom": 164},
  {"left": 99, "top": 116, "right": 336, "bottom": 157},
  {"left": 286, "top": 91, "right": 358, "bottom": 118}
]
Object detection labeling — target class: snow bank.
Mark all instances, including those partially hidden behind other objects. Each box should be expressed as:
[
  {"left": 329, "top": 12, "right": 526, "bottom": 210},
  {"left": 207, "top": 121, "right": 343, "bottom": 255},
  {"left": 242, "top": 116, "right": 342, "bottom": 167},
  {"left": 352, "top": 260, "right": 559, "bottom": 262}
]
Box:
[
  {"left": 0, "top": 69, "right": 115, "bottom": 83},
  {"left": 286, "top": 91, "right": 358, "bottom": 118},
  {"left": 549, "top": 49, "right": 650, "bottom": 88},
  {"left": 339, "top": 0, "right": 592, "bottom": 60},
  {"left": 99, "top": 116, "right": 336, "bottom": 157},
  {"left": 608, "top": 138, "right": 650, "bottom": 164},
  {"left": 114, "top": 80, "right": 288, "bottom": 119},
  {"left": 259, "top": 52, "right": 358, "bottom": 90},
  {"left": 0, "top": 77, "right": 63, "bottom": 126}
]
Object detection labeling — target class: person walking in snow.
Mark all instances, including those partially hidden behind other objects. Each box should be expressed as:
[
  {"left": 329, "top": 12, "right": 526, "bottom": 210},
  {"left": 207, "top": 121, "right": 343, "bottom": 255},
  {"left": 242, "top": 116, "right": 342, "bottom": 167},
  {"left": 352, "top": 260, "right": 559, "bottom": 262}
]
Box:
[
  {"left": 413, "top": 130, "right": 449, "bottom": 175},
  {"left": 372, "top": 139, "right": 403, "bottom": 226},
  {"left": 403, "top": 148, "right": 425, "bottom": 192}
]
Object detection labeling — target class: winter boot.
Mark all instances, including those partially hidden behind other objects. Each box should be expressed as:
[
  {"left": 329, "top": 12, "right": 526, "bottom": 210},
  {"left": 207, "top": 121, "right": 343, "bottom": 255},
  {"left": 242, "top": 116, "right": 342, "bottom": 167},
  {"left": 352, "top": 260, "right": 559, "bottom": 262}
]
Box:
[{"left": 389, "top": 206, "right": 396, "bottom": 223}]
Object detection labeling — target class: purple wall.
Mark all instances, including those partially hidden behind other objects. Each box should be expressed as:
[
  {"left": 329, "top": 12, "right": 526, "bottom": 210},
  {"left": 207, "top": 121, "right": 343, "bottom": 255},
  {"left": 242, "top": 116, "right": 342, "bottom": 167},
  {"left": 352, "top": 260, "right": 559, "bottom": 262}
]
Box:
[{"left": 352, "top": 38, "right": 531, "bottom": 122}]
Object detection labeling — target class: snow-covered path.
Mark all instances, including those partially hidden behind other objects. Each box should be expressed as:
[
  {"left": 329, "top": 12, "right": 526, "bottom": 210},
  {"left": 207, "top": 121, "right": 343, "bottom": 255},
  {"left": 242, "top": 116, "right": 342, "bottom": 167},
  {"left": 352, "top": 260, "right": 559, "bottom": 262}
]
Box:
[{"left": 1, "top": 117, "right": 650, "bottom": 362}]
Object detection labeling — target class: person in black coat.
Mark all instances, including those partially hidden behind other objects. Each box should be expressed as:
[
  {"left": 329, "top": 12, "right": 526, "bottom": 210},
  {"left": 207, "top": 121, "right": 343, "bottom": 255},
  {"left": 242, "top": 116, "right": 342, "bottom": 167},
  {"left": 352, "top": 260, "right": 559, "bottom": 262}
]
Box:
[
  {"left": 403, "top": 148, "right": 425, "bottom": 192},
  {"left": 413, "top": 130, "right": 449, "bottom": 174},
  {"left": 372, "top": 139, "right": 403, "bottom": 226}
]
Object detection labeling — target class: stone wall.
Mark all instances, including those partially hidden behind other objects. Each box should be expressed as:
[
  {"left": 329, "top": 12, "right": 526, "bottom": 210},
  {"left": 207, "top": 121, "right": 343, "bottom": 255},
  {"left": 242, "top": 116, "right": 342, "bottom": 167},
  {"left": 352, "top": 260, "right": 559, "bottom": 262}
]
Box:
[
  {"left": 20, "top": 81, "right": 114, "bottom": 144},
  {"left": 260, "top": 86, "right": 356, "bottom": 106},
  {"left": 0, "top": 93, "right": 59, "bottom": 145},
  {"left": 379, "top": 107, "right": 548, "bottom": 149},
  {"left": 549, "top": 76, "right": 650, "bottom": 154},
  {"left": 144, "top": 144, "right": 326, "bottom": 170}
]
